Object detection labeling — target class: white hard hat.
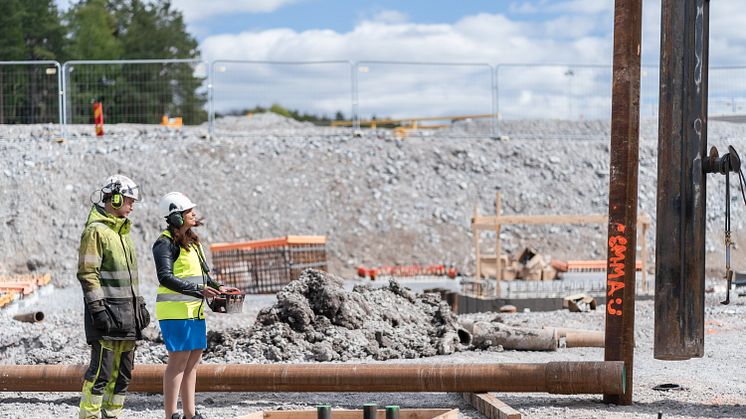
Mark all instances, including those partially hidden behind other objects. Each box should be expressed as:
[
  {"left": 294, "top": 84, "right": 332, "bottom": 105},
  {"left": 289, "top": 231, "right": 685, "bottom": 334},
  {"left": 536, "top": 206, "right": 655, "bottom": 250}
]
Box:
[
  {"left": 159, "top": 192, "right": 197, "bottom": 219},
  {"left": 101, "top": 174, "right": 141, "bottom": 201}
]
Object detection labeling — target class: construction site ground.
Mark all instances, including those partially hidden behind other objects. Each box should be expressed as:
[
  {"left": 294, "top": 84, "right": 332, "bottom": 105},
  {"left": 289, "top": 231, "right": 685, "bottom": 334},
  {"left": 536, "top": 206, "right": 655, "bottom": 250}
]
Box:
[
  {"left": 2, "top": 115, "right": 746, "bottom": 418},
  {"left": 1, "top": 277, "right": 745, "bottom": 419}
]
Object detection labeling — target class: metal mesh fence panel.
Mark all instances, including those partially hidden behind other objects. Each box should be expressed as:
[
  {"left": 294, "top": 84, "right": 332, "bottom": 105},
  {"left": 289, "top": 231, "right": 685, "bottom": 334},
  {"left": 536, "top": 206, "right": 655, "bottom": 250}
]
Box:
[
  {"left": 355, "top": 61, "right": 495, "bottom": 137},
  {"left": 0, "top": 59, "right": 743, "bottom": 141},
  {"left": 210, "top": 238, "right": 327, "bottom": 294},
  {"left": 639, "top": 66, "right": 661, "bottom": 119},
  {"left": 62, "top": 59, "right": 208, "bottom": 127},
  {"left": 709, "top": 66, "right": 746, "bottom": 121},
  {"left": 0, "top": 62, "right": 61, "bottom": 126},
  {"left": 497, "top": 64, "right": 613, "bottom": 122},
  {"left": 210, "top": 60, "right": 353, "bottom": 137},
  {"left": 495, "top": 64, "right": 660, "bottom": 139}
]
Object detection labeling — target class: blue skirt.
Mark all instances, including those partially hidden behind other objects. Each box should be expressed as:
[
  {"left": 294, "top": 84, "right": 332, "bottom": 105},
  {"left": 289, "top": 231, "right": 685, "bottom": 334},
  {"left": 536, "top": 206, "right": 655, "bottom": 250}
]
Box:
[{"left": 159, "top": 319, "right": 207, "bottom": 352}]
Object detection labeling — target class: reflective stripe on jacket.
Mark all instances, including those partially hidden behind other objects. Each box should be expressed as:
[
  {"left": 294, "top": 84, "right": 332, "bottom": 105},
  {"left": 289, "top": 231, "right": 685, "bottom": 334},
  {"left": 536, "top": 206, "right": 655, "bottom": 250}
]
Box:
[{"left": 154, "top": 230, "right": 206, "bottom": 320}]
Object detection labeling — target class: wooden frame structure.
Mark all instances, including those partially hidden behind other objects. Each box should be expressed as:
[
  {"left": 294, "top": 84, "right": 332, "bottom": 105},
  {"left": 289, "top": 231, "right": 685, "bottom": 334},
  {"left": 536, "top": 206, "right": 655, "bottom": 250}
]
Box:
[
  {"left": 462, "top": 393, "right": 521, "bottom": 419},
  {"left": 471, "top": 193, "right": 651, "bottom": 296}
]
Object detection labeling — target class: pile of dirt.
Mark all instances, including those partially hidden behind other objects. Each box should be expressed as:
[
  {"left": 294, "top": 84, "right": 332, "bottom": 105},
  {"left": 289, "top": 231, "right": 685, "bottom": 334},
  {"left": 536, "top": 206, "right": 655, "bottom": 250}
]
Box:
[{"left": 204, "top": 269, "right": 471, "bottom": 362}]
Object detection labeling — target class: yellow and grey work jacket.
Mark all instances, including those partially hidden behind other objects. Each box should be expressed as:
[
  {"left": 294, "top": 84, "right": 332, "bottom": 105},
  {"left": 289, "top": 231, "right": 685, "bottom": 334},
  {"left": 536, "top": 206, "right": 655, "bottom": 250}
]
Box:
[
  {"left": 152, "top": 229, "right": 220, "bottom": 320},
  {"left": 78, "top": 205, "right": 147, "bottom": 343}
]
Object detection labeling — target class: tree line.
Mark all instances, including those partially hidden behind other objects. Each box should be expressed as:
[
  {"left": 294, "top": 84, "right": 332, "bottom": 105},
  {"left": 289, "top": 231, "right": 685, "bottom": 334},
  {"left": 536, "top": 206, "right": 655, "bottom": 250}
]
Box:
[{"left": 0, "top": 0, "right": 205, "bottom": 124}]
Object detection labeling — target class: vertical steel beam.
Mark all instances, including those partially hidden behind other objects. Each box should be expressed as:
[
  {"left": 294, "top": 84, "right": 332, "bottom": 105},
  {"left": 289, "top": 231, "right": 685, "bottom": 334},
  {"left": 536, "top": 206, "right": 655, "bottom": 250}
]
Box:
[
  {"left": 604, "top": 0, "right": 643, "bottom": 405},
  {"left": 655, "top": 0, "right": 710, "bottom": 361}
]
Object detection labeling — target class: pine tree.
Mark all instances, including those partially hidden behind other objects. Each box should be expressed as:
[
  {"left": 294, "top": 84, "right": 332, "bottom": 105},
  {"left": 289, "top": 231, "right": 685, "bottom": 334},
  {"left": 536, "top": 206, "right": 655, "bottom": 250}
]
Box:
[
  {"left": 0, "top": 0, "right": 67, "bottom": 123},
  {"left": 0, "top": 0, "right": 25, "bottom": 61},
  {"left": 21, "top": 0, "right": 65, "bottom": 60},
  {"left": 64, "top": 0, "right": 124, "bottom": 123},
  {"left": 66, "top": 0, "right": 123, "bottom": 60},
  {"left": 13, "top": 0, "right": 66, "bottom": 122},
  {"left": 0, "top": 0, "right": 25, "bottom": 123},
  {"left": 115, "top": 0, "right": 206, "bottom": 124}
]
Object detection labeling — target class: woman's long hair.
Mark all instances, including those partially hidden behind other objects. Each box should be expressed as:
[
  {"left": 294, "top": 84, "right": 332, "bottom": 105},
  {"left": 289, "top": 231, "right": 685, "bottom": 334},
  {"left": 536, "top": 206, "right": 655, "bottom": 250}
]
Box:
[{"left": 171, "top": 217, "right": 204, "bottom": 250}]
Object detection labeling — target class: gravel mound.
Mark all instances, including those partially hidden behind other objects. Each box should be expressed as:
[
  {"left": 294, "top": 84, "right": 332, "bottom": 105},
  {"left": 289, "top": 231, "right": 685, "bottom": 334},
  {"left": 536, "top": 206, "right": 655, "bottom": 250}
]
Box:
[
  {"left": 204, "top": 269, "right": 470, "bottom": 363},
  {"left": 2, "top": 114, "right": 746, "bottom": 284},
  {"left": 216, "top": 113, "right": 315, "bottom": 130}
]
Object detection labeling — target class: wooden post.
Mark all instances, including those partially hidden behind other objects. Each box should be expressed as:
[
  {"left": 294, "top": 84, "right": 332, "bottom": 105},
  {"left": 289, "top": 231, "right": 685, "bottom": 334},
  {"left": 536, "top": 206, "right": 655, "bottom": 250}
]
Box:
[
  {"left": 604, "top": 0, "right": 642, "bottom": 405},
  {"left": 495, "top": 192, "right": 502, "bottom": 297},
  {"left": 473, "top": 204, "right": 482, "bottom": 281},
  {"left": 462, "top": 393, "right": 522, "bottom": 419}
]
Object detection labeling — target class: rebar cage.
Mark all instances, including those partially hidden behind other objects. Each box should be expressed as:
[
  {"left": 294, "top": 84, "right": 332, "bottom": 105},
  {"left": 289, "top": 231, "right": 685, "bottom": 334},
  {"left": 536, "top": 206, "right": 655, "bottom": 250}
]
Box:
[{"left": 210, "top": 236, "right": 327, "bottom": 294}]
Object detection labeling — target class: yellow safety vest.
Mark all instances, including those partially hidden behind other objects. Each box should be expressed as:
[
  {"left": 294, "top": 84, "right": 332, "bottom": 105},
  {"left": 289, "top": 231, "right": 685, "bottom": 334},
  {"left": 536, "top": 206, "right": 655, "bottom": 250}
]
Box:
[{"left": 155, "top": 230, "right": 206, "bottom": 320}]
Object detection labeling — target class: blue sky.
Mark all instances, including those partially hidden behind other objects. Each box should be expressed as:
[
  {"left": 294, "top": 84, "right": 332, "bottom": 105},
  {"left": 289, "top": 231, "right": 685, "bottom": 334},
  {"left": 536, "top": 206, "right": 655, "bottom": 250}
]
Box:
[{"left": 189, "top": 1, "right": 593, "bottom": 40}]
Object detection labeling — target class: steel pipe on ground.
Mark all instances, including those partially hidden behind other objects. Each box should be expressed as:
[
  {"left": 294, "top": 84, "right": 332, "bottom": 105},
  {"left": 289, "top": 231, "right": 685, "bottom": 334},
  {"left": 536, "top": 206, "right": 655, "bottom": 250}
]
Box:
[
  {"left": 565, "top": 331, "right": 605, "bottom": 348},
  {"left": 0, "top": 362, "right": 625, "bottom": 395},
  {"left": 12, "top": 311, "right": 44, "bottom": 323},
  {"left": 544, "top": 327, "right": 606, "bottom": 348}
]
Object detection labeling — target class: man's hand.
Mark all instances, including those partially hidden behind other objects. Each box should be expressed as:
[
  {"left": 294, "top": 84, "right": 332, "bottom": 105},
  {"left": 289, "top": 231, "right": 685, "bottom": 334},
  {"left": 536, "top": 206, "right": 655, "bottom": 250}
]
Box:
[
  {"left": 91, "top": 309, "right": 112, "bottom": 332},
  {"left": 219, "top": 286, "right": 241, "bottom": 293}
]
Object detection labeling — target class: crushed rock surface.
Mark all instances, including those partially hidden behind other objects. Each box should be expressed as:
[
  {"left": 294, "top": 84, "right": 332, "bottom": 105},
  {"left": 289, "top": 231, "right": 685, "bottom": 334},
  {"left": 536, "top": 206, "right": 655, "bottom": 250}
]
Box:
[{"left": 1, "top": 280, "right": 746, "bottom": 418}]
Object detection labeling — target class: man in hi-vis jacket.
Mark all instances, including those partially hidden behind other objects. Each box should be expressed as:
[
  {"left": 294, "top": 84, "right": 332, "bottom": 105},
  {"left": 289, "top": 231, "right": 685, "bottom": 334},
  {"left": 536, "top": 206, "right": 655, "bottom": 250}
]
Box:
[{"left": 78, "top": 174, "right": 149, "bottom": 419}]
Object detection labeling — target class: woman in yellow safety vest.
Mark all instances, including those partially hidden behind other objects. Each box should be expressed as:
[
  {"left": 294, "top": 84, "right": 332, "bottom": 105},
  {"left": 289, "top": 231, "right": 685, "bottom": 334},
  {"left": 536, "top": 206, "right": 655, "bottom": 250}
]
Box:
[{"left": 152, "top": 192, "right": 239, "bottom": 419}]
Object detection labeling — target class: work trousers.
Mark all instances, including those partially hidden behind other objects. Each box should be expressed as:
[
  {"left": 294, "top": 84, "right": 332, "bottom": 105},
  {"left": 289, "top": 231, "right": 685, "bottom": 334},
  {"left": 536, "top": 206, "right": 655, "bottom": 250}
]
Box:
[{"left": 79, "top": 340, "right": 136, "bottom": 419}]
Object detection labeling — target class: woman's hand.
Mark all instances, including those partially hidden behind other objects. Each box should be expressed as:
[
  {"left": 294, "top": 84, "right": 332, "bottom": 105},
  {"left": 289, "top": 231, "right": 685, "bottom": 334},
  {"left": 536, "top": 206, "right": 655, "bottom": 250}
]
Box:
[
  {"left": 219, "top": 286, "right": 241, "bottom": 293},
  {"left": 201, "top": 285, "right": 221, "bottom": 298}
]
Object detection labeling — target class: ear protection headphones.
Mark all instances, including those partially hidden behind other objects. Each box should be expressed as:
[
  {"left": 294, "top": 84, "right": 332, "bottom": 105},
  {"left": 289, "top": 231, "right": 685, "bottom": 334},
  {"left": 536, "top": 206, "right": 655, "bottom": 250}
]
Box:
[
  {"left": 166, "top": 203, "right": 184, "bottom": 227},
  {"left": 167, "top": 212, "right": 184, "bottom": 228},
  {"left": 106, "top": 181, "right": 124, "bottom": 209}
]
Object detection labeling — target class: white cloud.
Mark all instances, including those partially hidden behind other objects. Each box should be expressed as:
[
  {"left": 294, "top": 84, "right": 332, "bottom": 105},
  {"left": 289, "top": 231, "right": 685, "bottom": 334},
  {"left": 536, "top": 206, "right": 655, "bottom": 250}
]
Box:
[
  {"left": 202, "top": 13, "right": 615, "bottom": 116},
  {"left": 369, "top": 10, "right": 409, "bottom": 24},
  {"left": 171, "top": 0, "right": 299, "bottom": 23},
  {"left": 201, "top": 13, "right": 612, "bottom": 64}
]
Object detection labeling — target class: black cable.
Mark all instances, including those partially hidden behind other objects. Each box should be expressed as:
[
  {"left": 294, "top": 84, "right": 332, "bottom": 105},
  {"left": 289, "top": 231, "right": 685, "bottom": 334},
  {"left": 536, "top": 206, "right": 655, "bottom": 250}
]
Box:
[
  {"left": 726, "top": 170, "right": 730, "bottom": 235},
  {"left": 738, "top": 168, "right": 746, "bottom": 207}
]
